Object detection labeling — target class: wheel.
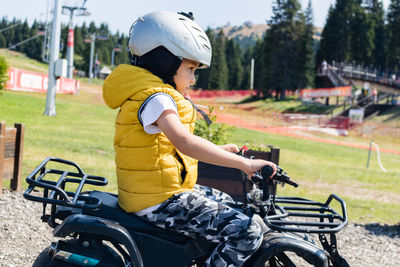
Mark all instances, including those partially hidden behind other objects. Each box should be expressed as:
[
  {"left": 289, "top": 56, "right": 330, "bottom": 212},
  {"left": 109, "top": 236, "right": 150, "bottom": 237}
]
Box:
[
  {"left": 245, "top": 232, "right": 329, "bottom": 267},
  {"left": 32, "top": 238, "right": 125, "bottom": 267}
]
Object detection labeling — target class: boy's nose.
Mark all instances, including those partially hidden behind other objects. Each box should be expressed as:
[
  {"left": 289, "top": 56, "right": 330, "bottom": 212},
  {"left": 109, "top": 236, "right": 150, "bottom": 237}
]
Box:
[{"left": 190, "top": 74, "right": 196, "bottom": 85}]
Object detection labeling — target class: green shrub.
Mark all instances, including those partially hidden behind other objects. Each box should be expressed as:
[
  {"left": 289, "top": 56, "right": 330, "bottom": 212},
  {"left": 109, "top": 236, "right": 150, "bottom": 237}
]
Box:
[
  {"left": 0, "top": 56, "right": 8, "bottom": 91},
  {"left": 194, "top": 106, "right": 235, "bottom": 145}
]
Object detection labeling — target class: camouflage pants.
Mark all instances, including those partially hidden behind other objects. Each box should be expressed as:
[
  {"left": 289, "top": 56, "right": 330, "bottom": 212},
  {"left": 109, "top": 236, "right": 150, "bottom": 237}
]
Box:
[{"left": 138, "top": 184, "right": 263, "bottom": 267}]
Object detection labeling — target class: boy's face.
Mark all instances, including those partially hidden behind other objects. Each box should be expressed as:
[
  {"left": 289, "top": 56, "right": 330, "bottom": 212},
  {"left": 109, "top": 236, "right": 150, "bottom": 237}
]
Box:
[{"left": 174, "top": 59, "right": 200, "bottom": 94}]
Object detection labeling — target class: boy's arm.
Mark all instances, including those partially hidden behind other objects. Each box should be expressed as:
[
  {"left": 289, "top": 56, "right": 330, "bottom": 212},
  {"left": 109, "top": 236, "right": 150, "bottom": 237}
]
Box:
[{"left": 156, "top": 110, "right": 276, "bottom": 178}]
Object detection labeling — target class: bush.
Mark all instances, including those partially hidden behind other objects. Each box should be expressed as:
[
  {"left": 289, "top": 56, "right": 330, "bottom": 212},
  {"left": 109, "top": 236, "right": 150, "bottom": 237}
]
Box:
[
  {"left": 194, "top": 106, "right": 234, "bottom": 145},
  {"left": 0, "top": 56, "right": 8, "bottom": 91}
]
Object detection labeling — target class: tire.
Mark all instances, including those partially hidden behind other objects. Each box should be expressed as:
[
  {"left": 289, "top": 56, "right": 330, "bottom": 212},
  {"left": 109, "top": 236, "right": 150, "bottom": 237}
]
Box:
[
  {"left": 32, "top": 239, "right": 125, "bottom": 267},
  {"left": 245, "top": 232, "right": 329, "bottom": 267}
]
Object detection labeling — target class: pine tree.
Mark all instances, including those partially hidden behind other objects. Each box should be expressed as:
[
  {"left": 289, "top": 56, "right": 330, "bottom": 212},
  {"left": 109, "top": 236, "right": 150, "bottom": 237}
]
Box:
[
  {"left": 386, "top": 0, "right": 400, "bottom": 71},
  {"left": 263, "top": 0, "right": 304, "bottom": 100},
  {"left": 208, "top": 29, "right": 228, "bottom": 90},
  {"left": 296, "top": 0, "right": 315, "bottom": 89},
  {"left": 317, "top": 0, "right": 356, "bottom": 64},
  {"left": 225, "top": 39, "right": 243, "bottom": 90},
  {"left": 350, "top": 2, "right": 375, "bottom": 66},
  {"left": 195, "top": 28, "right": 213, "bottom": 89},
  {"left": 364, "top": 0, "right": 386, "bottom": 69},
  {"left": 240, "top": 45, "right": 254, "bottom": 89}
]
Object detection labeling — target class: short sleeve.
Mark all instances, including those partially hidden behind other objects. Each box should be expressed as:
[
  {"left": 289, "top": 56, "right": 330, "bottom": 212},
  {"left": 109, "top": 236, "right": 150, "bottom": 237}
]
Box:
[{"left": 139, "top": 94, "right": 178, "bottom": 134}]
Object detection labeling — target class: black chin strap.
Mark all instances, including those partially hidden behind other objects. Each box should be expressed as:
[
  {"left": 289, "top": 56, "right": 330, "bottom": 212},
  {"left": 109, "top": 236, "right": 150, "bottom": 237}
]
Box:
[{"left": 185, "top": 97, "right": 213, "bottom": 126}]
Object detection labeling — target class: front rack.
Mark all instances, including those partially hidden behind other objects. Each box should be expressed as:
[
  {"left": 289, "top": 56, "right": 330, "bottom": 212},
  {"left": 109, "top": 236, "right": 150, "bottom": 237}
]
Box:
[
  {"left": 264, "top": 194, "right": 347, "bottom": 233},
  {"left": 23, "top": 157, "right": 108, "bottom": 210}
]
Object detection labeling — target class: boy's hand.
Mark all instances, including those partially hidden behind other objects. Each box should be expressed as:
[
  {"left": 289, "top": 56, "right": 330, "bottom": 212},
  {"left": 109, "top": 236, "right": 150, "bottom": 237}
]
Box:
[
  {"left": 219, "top": 144, "right": 239, "bottom": 153},
  {"left": 244, "top": 159, "right": 276, "bottom": 179}
]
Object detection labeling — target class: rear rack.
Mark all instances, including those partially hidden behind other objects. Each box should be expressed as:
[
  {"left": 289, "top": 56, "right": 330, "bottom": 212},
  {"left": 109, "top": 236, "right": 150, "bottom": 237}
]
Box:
[
  {"left": 264, "top": 194, "right": 347, "bottom": 233},
  {"left": 23, "top": 157, "right": 108, "bottom": 210}
]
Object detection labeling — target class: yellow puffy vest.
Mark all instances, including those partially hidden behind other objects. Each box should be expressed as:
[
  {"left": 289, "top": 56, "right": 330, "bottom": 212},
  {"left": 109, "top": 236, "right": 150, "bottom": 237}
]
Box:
[{"left": 103, "top": 64, "right": 198, "bottom": 213}]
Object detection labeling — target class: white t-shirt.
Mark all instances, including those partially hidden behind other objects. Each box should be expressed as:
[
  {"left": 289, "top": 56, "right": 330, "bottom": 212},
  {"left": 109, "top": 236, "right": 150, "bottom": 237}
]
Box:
[
  {"left": 135, "top": 94, "right": 178, "bottom": 215},
  {"left": 139, "top": 94, "right": 178, "bottom": 134}
]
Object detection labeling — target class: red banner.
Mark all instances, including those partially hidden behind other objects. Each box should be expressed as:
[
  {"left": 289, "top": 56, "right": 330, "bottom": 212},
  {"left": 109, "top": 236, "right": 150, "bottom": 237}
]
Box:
[
  {"left": 67, "top": 28, "right": 74, "bottom": 47},
  {"left": 300, "top": 86, "right": 351, "bottom": 99},
  {"left": 6, "top": 67, "right": 79, "bottom": 94}
]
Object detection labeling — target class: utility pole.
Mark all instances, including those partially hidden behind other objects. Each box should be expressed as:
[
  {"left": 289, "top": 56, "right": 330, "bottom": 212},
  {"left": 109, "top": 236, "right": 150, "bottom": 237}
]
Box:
[
  {"left": 250, "top": 58, "right": 255, "bottom": 90},
  {"left": 86, "top": 34, "right": 108, "bottom": 83},
  {"left": 111, "top": 46, "right": 121, "bottom": 67},
  {"left": 44, "top": 0, "right": 62, "bottom": 116},
  {"left": 62, "top": 5, "right": 90, "bottom": 78},
  {"left": 88, "top": 33, "right": 96, "bottom": 82}
]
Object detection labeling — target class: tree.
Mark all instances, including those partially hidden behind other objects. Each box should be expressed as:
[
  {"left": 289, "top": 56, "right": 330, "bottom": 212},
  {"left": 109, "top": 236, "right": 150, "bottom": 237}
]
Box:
[
  {"left": 350, "top": 2, "right": 375, "bottom": 66},
  {"left": 195, "top": 28, "right": 213, "bottom": 89},
  {"left": 263, "top": 0, "right": 305, "bottom": 100},
  {"left": 386, "top": 0, "right": 400, "bottom": 71},
  {"left": 208, "top": 29, "right": 228, "bottom": 90},
  {"left": 240, "top": 45, "right": 254, "bottom": 89},
  {"left": 0, "top": 56, "right": 8, "bottom": 91},
  {"left": 225, "top": 39, "right": 243, "bottom": 90},
  {"left": 317, "top": 0, "right": 356, "bottom": 64},
  {"left": 364, "top": 0, "right": 386, "bottom": 69},
  {"left": 296, "top": 0, "right": 315, "bottom": 89}
]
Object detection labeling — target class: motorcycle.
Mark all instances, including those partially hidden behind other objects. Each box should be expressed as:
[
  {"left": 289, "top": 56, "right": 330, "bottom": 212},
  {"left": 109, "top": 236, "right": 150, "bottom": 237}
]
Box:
[{"left": 24, "top": 156, "right": 349, "bottom": 266}]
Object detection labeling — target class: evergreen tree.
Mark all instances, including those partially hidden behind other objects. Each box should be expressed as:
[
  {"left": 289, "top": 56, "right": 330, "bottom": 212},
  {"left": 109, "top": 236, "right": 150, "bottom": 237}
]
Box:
[
  {"left": 386, "top": 0, "right": 400, "bottom": 71},
  {"left": 26, "top": 20, "right": 43, "bottom": 61},
  {"left": 208, "top": 29, "right": 228, "bottom": 90},
  {"left": 225, "top": 39, "right": 243, "bottom": 90},
  {"left": 263, "top": 0, "right": 304, "bottom": 100},
  {"left": 317, "top": 0, "right": 356, "bottom": 64},
  {"left": 253, "top": 39, "right": 265, "bottom": 91},
  {"left": 240, "top": 45, "right": 254, "bottom": 89},
  {"left": 296, "top": 0, "right": 315, "bottom": 89},
  {"left": 350, "top": 2, "right": 375, "bottom": 66},
  {"left": 0, "top": 33, "right": 6, "bottom": 48},
  {"left": 195, "top": 28, "right": 213, "bottom": 89},
  {"left": 364, "top": 0, "right": 386, "bottom": 69}
]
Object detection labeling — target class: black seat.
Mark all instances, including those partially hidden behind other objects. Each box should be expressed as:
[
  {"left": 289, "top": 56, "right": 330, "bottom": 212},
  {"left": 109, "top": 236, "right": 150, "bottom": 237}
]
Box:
[{"left": 85, "top": 191, "right": 189, "bottom": 243}]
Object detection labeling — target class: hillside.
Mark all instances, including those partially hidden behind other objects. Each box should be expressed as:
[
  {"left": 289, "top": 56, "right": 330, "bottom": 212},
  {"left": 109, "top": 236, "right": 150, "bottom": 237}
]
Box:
[{"left": 215, "top": 22, "right": 323, "bottom": 48}]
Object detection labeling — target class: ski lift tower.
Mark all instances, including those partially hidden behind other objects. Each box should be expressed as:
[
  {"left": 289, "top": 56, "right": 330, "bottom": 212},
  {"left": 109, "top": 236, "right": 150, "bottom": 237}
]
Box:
[
  {"left": 62, "top": 3, "right": 90, "bottom": 78},
  {"left": 44, "top": 0, "right": 62, "bottom": 116}
]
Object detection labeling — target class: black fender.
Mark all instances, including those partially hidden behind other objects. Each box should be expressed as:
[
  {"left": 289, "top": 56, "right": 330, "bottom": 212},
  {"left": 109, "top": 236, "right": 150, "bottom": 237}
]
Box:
[
  {"left": 53, "top": 214, "right": 143, "bottom": 267},
  {"left": 245, "top": 232, "right": 329, "bottom": 267}
]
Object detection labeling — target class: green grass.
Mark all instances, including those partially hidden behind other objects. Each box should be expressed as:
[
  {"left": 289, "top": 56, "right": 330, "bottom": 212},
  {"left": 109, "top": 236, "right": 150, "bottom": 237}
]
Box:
[
  {"left": 229, "top": 127, "right": 400, "bottom": 224},
  {"left": 0, "top": 91, "right": 118, "bottom": 193},
  {"left": 0, "top": 49, "right": 48, "bottom": 73},
  {"left": 2, "top": 91, "right": 399, "bottom": 224}
]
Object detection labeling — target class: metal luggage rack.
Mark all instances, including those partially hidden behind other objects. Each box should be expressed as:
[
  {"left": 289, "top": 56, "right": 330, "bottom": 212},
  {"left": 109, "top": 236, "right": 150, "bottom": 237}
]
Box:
[
  {"left": 264, "top": 194, "right": 348, "bottom": 234},
  {"left": 23, "top": 157, "right": 108, "bottom": 211}
]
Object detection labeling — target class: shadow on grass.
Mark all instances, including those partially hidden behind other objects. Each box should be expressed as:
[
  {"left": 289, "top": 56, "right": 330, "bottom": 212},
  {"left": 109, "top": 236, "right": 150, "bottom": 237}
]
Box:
[
  {"left": 283, "top": 104, "right": 337, "bottom": 115},
  {"left": 361, "top": 223, "right": 400, "bottom": 238},
  {"left": 380, "top": 106, "right": 400, "bottom": 123}
]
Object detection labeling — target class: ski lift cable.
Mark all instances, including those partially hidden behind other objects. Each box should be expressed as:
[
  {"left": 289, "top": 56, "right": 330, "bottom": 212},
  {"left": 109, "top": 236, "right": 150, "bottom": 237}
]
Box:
[
  {"left": 8, "top": 33, "right": 44, "bottom": 50},
  {"left": 0, "top": 22, "right": 23, "bottom": 33}
]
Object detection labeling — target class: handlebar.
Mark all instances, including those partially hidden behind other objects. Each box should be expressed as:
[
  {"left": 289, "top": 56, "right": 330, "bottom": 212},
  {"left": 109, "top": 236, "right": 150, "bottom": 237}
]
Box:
[{"left": 253, "top": 166, "right": 298, "bottom": 188}]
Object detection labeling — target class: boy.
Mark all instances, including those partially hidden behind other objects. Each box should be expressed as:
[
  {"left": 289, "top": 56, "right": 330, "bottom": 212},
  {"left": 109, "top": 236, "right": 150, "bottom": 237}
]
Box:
[{"left": 103, "top": 11, "right": 276, "bottom": 267}]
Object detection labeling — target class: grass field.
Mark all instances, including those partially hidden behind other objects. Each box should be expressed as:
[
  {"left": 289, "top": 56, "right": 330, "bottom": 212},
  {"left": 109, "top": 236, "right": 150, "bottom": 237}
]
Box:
[
  {"left": 1, "top": 88, "right": 399, "bottom": 224},
  {"left": 1, "top": 50, "right": 399, "bottom": 225}
]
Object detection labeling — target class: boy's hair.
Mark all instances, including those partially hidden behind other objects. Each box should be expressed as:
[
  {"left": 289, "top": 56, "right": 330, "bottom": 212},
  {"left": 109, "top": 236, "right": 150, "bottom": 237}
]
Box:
[{"left": 132, "top": 46, "right": 182, "bottom": 88}]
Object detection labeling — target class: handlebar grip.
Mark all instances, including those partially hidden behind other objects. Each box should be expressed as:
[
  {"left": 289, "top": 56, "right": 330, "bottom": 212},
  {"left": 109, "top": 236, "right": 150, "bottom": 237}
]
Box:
[{"left": 261, "top": 165, "right": 274, "bottom": 178}]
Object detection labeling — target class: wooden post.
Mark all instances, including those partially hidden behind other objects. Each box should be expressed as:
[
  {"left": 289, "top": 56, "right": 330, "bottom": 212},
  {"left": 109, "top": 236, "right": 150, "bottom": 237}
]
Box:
[
  {"left": 11, "top": 123, "right": 24, "bottom": 191},
  {"left": 0, "top": 122, "right": 25, "bottom": 195},
  {"left": 0, "top": 123, "right": 5, "bottom": 194}
]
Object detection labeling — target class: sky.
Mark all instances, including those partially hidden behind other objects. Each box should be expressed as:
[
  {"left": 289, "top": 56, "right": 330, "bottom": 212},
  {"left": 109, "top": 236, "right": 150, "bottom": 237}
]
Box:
[{"left": 1, "top": 0, "right": 392, "bottom": 34}]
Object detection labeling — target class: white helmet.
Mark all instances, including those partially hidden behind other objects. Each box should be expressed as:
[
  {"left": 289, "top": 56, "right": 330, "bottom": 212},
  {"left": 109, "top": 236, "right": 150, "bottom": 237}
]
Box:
[{"left": 128, "top": 11, "right": 212, "bottom": 68}]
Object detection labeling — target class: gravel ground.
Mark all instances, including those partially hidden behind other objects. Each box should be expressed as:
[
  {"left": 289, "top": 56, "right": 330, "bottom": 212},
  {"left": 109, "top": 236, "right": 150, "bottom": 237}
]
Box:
[{"left": 1, "top": 189, "right": 399, "bottom": 267}]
